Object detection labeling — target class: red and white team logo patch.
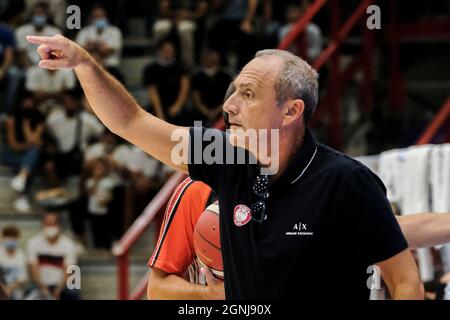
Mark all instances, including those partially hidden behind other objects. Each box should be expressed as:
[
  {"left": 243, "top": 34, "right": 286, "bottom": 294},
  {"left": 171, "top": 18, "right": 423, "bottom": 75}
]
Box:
[{"left": 233, "top": 205, "right": 252, "bottom": 227}]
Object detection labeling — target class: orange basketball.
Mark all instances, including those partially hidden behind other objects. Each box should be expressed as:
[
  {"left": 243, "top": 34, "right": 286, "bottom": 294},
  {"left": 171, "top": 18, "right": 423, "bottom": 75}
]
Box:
[{"left": 193, "top": 201, "right": 223, "bottom": 278}]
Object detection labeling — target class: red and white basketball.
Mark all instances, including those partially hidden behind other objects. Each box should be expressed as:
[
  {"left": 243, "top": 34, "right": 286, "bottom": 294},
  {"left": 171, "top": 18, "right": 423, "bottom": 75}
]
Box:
[{"left": 193, "top": 201, "right": 223, "bottom": 279}]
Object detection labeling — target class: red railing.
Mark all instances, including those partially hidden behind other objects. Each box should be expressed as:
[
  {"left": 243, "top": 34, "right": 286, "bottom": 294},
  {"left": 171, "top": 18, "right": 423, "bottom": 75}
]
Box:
[
  {"left": 313, "top": 0, "right": 373, "bottom": 70},
  {"left": 416, "top": 97, "right": 450, "bottom": 145},
  {"left": 278, "top": 0, "right": 327, "bottom": 51}
]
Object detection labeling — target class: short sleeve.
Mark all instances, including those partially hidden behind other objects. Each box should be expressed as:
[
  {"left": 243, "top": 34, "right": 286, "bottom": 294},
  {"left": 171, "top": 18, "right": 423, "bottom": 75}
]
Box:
[
  {"left": 17, "top": 251, "right": 28, "bottom": 282},
  {"left": 109, "top": 28, "right": 123, "bottom": 50},
  {"left": 63, "top": 70, "right": 76, "bottom": 90},
  {"left": 75, "top": 28, "right": 91, "bottom": 47},
  {"left": 336, "top": 168, "right": 409, "bottom": 266},
  {"left": 64, "top": 240, "right": 77, "bottom": 266},
  {"left": 26, "top": 239, "right": 38, "bottom": 264},
  {"left": 15, "top": 27, "right": 27, "bottom": 50},
  {"left": 25, "top": 67, "right": 42, "bottom": 91},
  {"left": 148, "top": 179, "right": 211, "bottom": 275},
  {"left": 83, "top": 112, "right": 105, "bottom": 138}
]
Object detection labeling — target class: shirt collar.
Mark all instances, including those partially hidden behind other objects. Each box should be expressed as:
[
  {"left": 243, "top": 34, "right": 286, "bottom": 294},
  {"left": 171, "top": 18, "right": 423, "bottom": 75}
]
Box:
[{"left": 270, "top": 128, "right": 318, "bottom": 187}]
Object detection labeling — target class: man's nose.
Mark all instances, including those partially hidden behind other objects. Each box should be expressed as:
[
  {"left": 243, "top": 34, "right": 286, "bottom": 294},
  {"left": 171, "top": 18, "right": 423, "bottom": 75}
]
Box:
[{"left": 223, "top": 98, "right": 239, "bottom": 115}]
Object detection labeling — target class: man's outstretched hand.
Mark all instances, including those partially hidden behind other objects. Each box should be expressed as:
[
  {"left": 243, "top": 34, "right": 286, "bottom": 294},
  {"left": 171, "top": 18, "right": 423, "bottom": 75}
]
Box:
[{"left": 26, "top": 34, "right": 91, "bottom": 70}]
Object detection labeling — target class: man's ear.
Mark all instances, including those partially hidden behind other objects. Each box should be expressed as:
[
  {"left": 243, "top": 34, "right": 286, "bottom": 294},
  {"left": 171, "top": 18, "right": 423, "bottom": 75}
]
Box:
[{"left": 282, "top": 99, "right": 305, "bottom": 125}]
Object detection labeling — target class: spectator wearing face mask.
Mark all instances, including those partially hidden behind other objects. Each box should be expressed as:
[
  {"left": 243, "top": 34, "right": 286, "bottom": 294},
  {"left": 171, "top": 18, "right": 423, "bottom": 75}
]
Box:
[
  {"left": 143, "top": 39, "right": 190, "bottom": 126},
  {"left": 75, "top": 5, "right": 124, "bottom": 83},
  {"left": 26, "top": 211, "right": 80, "bottom": 300},
  {"left": 15, "top": 2, "right": 61, "bottom": 66},
  {"left": 24, "top": 0, "right": 68, "bottom": 30},
  {"left": 192, "top": 50, "right": 232, "bottom": 126},
  {"left": 0, "top": 226, "right": 28, "bottom": 300}
]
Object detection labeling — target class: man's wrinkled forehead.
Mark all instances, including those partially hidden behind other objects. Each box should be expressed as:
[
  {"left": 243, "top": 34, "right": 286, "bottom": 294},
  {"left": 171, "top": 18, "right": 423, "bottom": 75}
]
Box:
[{"left": 223, "top": 57, "right": 282, "bottom": 102}]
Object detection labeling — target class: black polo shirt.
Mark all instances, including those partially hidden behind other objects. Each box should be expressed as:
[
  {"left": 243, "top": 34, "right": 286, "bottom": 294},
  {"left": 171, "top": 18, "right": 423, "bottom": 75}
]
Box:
[{"left": 188, "top": 127, "right": 408, "bottom": 300}]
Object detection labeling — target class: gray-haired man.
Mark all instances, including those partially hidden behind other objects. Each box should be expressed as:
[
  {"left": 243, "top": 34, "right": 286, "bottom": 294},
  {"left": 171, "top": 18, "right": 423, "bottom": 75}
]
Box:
[{"left": 26, "top": 34, "right": 423, "bottom": 299}]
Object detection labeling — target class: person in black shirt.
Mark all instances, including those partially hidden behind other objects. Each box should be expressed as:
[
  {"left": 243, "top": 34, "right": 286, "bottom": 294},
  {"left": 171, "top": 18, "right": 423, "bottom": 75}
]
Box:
[
  {"left": 192, "top": 50, "right": 232, "bottom": 126},
  {"left": 27, "top": 34, "right": 424, "bottom": 299},
  {"left": 0, "top": 24, "right": 16, "bottom": 115},
  {"left": 143, "top": 39, "right": 190, "bottom": 126},
  {"left": 0, "top": 92, "right": 44, "bottom": 213}
]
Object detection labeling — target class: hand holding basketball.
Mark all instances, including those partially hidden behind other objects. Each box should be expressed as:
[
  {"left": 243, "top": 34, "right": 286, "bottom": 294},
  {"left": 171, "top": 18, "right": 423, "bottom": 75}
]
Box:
[
  {"left": 201, "top": 267, "right": 225, "bottom": 300},
  {"left": 193, "top": 202, "right": 223, "bottom": 277}
]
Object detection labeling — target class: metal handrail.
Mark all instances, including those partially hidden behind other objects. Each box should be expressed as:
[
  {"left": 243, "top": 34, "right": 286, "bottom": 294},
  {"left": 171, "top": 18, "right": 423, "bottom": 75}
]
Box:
[
  {"left": 416, "top": 97, "right": 450, "bottom": 145},
  {"left": 313, "top": 0, "right": 373, "bottom": 70}
]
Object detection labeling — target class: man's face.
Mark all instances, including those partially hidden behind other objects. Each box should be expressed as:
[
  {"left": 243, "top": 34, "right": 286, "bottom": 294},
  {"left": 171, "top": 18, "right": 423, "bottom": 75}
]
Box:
[
  {"left": 33, "top": 6, "right": 47, "bottom": 18},
  {"left": 203, "top": 52, "right": 220, "bottom": 68},
  {"left": 91, "top": 8, "right": 107, "bottom": 21},
  {"left": 32, "top": 6, "right": 48, "bottom": 28},
  {"left": 63, "top": 96, "right": 80, "bottom": 116},
  {"left": 159, "top": 43, "right": 176, "bottom": 61},
  {"left": 42, "top": 213, "right": 60, "bottom": 241},
  {"left": 223, "top": 56, "right": 283, "bottom": 133},
  {"left": 43, "top": 214, "right": 58, "bottom": 228}
]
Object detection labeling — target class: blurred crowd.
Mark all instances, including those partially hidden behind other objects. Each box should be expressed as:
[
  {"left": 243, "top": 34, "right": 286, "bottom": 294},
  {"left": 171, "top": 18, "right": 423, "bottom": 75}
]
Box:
[
  {"left": 0, "top": 0, "right": 449, "bottom": 300},
  {"left": 1, "top": 213, "right": 80, "bottom": 300}
]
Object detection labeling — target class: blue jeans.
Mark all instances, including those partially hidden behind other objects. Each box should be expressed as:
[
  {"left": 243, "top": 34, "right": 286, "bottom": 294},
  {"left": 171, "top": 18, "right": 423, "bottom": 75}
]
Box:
[
  {"left": 0, "top": 145, "right": 40, "bottom": 193},
  {"left": 0, "top": 67, "right": 25, "bottom": 115}
]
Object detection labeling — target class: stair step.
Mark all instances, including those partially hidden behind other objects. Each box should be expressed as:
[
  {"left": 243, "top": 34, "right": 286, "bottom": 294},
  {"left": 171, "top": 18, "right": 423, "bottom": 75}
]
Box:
[{"left": 79, "top": 264, "right": 149, "bottom": 300}]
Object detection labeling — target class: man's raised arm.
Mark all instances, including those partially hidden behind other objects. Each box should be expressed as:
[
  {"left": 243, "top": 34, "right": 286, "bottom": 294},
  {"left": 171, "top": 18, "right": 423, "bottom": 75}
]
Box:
[{"left": 27, "top": 34, "right": 189, "bottom": 173}]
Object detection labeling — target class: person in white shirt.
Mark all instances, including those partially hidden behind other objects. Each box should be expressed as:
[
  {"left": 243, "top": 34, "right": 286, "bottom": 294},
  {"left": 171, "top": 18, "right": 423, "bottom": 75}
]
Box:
[
  {"left": 75, "top": 5, "right": 123, "bottom": 81},
  {"left": 0, "top": 226, "right": 27, "bottom": 300},
  {"left": 85, "top": 158, "right": 121, "bottom": 249},
  {"left": 26, "top": 212, "right": 79, "bottom": 300},
  {"left": 25, "top": 0, "right": 68, "bottom": 30},
  {"left": 15, "top": 2, "right": 61, "bottom": 66},
  {"left": 44, "top": 89, "right": 104, "bottom": 186},
  {"left": 84, "top": 130, "right": 132, "bottom": 172},
  {"left": 25, "top": 66, "right": 76, "bottom": 104},
  {"left": 67, "top": 130, "right": 130, "bottom": 244}
]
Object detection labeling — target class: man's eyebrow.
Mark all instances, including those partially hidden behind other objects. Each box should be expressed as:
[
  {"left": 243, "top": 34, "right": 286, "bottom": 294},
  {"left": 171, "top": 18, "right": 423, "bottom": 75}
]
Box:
[{"left": 236, "top": 81, "right": 257, "bottom": 89}]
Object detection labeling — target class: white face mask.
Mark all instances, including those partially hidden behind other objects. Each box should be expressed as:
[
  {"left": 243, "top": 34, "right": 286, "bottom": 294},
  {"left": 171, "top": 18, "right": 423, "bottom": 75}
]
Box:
[
  {"left": 43, "top": 226, "right": 60, "bottom": 239},
  {"left": 203, "top": 66, "right": 219, "bottom": 77}
]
